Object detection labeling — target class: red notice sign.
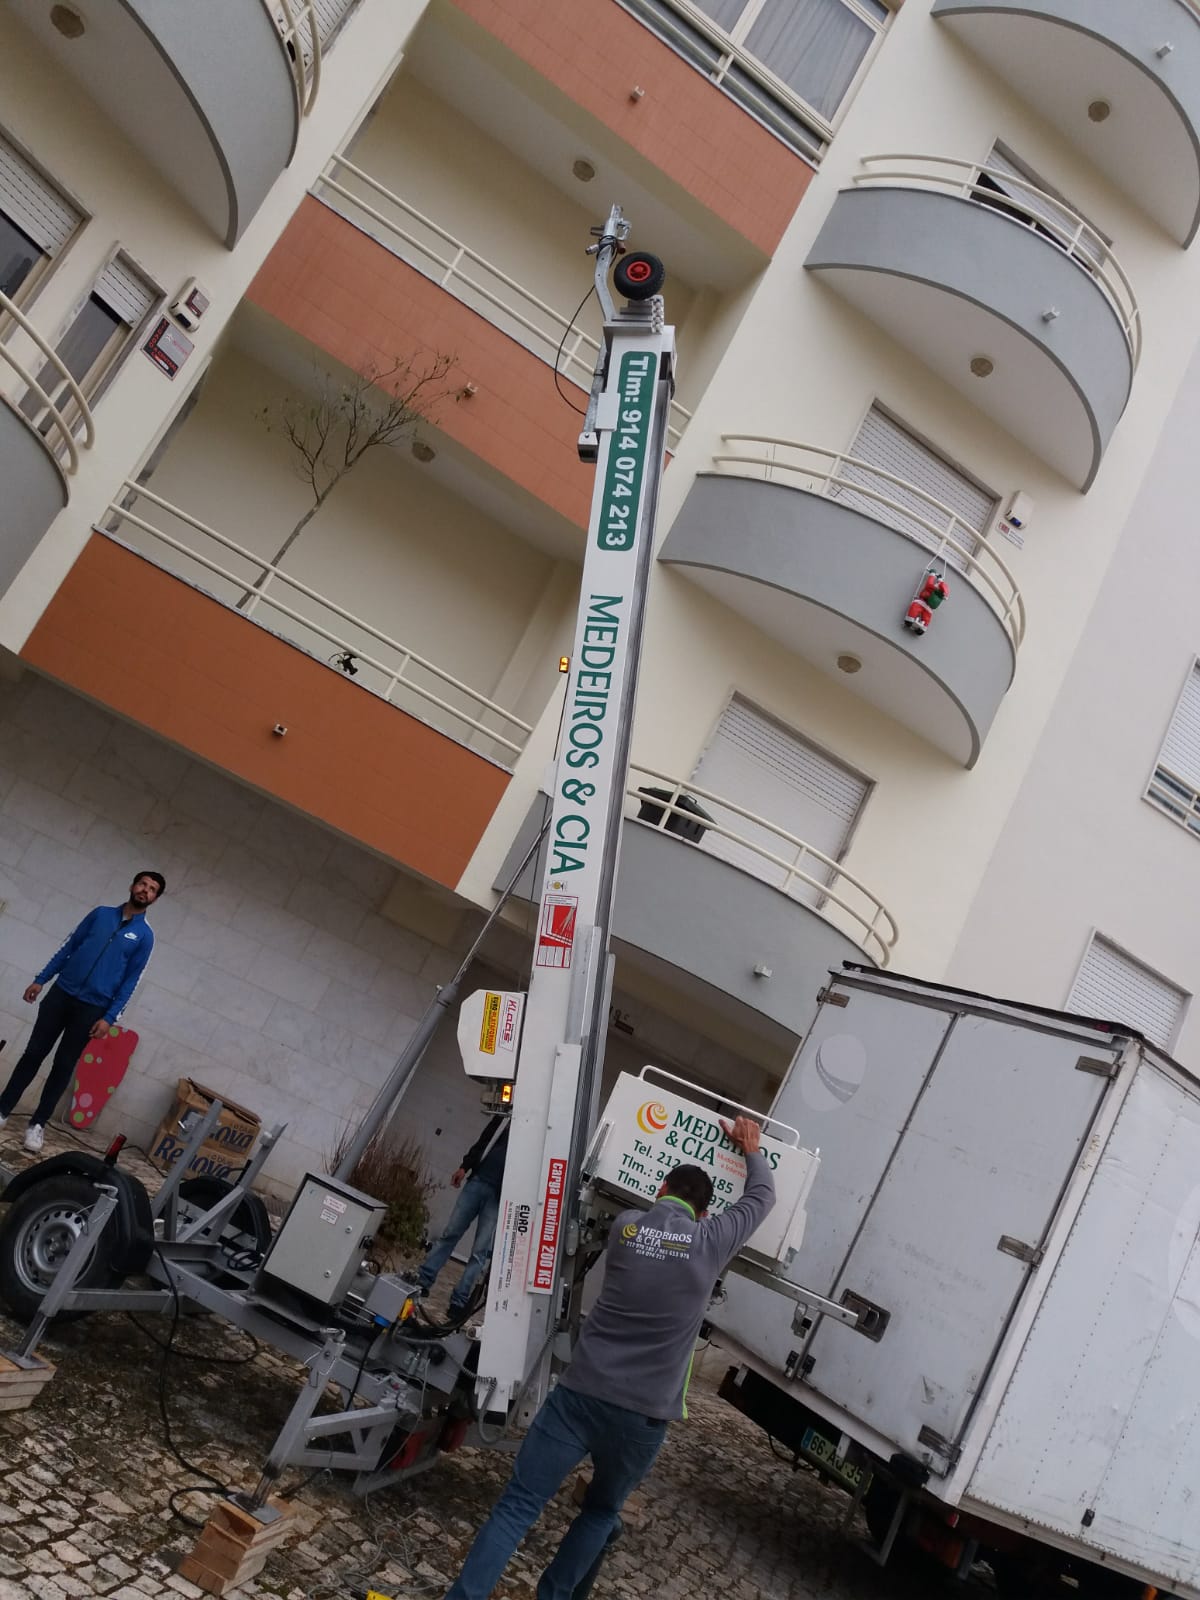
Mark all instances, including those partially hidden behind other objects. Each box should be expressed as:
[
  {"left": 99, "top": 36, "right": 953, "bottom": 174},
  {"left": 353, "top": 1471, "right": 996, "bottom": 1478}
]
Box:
[
  {"left": 536, "top": 895, "right": 577, "bottom": 969},
  {"left": 531, "top": 1157, "right": 568, "bottom": 1290}
]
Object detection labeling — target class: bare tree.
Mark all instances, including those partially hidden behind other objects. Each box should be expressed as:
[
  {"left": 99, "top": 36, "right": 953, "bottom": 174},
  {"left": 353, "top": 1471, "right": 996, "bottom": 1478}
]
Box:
[{"left": 240, "top": 353, "right": 454, "bottom": 609}]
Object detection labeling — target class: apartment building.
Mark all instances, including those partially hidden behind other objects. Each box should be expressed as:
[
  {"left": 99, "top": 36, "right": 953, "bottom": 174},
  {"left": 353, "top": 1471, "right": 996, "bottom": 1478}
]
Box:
[{"left": 2, "top": 0, "right": 1200, "bottom": 1210}]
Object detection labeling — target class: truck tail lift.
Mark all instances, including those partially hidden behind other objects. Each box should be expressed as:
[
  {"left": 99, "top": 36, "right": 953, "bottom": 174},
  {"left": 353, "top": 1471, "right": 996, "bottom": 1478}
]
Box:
[{"left": 0, "top": 207, "right": 860, "bottom": 1530}]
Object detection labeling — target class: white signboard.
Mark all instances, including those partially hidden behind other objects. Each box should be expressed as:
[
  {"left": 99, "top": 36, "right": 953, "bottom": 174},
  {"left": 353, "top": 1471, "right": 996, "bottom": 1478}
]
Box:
[{"left": 591, "top": 1069, "right": 819, "bottom": 1265}]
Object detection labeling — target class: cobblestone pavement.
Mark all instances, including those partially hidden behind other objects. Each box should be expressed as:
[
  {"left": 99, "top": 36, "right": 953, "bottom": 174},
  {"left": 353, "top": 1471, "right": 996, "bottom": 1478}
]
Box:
[{"left": 0, "top": 1125, "right": 992, "bottom": 1600}]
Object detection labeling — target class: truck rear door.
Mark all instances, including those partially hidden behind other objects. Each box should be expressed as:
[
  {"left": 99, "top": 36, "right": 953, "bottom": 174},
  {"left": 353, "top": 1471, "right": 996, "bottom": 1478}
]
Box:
[{"left": 803, "top": 1011, "right": 1118, "bottom": 1475}]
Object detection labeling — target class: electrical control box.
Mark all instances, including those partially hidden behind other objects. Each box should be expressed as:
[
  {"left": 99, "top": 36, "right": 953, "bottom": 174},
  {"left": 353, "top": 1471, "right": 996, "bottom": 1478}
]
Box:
[{"left": 258, "top": 1174, "right": 385, "bottom": 1307}]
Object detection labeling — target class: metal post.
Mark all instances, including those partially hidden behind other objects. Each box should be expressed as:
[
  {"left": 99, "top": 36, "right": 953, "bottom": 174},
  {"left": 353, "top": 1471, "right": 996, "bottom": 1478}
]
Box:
[{"left": 332, "top": 817, "right": 551, "bottom": 1182}]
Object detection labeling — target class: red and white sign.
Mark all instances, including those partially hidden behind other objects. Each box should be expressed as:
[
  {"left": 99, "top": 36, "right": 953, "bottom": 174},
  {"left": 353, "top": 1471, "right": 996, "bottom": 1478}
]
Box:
[
  {"left": 530, "top": 1157, "right": 568, "bottom": 1290},
  {"left": 536, "top": 895, "right": 577, "bottom": 969}
]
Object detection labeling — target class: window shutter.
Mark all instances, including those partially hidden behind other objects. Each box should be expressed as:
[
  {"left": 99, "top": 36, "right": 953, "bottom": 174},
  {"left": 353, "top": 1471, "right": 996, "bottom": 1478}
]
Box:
[
  {"left": 1159, "top": 665, "right": 1200, "bottom": 793},
  {"left": 690, "top": 697, "right": 867, "bottom": 900},
  {"left": 93, "top": 256, "right": 157, "bottom": 327},
  {"left": 310, "top": 0, "right": 358, "bottom": 42},
  {"left": 835, "top": 406, "right": 994, "bottom": 569},
  {"left": 0, "top": 132, "right": 80, "bottom": 256},
  {"left": 1068, "top": 937, "right": 1187, "bottom": 1051},
  {"left": 983, "top": 145, "right": 1106, "bottom": 271}
]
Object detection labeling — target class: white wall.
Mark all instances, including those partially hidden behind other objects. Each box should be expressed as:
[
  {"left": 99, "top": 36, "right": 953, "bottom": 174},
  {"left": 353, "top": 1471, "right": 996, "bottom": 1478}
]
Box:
[{"left": 0, "top": 672, "right": 471, "bottom": 1200}]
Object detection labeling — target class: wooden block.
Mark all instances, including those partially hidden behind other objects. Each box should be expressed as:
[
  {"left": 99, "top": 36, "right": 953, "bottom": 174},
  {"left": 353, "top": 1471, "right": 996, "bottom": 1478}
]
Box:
[
  {"left": 0, "top": 1356, "right": 55, "bottom": 1411},
  {"left": 179, "top": 1495, "right": 293, "bottom": 1594}
]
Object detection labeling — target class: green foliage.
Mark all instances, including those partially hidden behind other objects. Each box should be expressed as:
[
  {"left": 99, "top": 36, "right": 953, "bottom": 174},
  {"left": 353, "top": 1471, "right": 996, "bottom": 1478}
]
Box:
[{"left": 325, "top": 1129, "right": 435, "bottom": 1258}]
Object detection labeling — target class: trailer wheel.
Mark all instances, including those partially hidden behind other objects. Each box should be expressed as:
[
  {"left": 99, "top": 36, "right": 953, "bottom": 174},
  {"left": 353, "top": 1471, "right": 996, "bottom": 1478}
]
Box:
[
  {"left": 614, "top": 252, "right": 665, "bottom": 301},
  {"left": 0, "top": 1174, "right": 122, "bottom": 1324}
]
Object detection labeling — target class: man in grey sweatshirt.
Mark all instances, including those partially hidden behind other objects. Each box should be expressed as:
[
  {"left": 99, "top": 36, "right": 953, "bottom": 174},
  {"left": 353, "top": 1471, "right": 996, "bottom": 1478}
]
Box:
[{"left": 444, "top": 1114, "right": 775, "bottom": 1600}]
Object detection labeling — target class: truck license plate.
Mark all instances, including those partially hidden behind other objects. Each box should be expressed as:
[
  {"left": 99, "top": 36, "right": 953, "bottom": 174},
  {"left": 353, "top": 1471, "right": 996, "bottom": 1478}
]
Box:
[{"left": 801, "top": 1426, "right": 871, "bottom": 1493}]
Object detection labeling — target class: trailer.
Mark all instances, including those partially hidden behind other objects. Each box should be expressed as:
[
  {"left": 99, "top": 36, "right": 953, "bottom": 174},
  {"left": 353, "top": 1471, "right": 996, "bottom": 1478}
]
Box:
[{"left": 711, "top": 964, "right": 1200, "bottom": 1599}]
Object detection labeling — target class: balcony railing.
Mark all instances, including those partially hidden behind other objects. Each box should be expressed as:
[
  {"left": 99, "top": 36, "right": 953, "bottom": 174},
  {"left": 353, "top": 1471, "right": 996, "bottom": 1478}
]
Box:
[
  {"left": 0, "top": 292, "right": 96, "bottom": 474},
  {"left": 851, "top": 155, "right": 1141, "bottom": 368},
  {"left": 713, "top": 436, "right": 1026, "bottom": 649},
  {"left": 270, "top": 0, "right": 322, "bottom": 115},
  {"left": 99, "top": 481, "right": 533, "bottom": 765},
  {"left": 313, "top": 154, "right": 693, "bottom": 450},
  {"left": 627, "top": 763, "right": 898, "bottom": 967}
]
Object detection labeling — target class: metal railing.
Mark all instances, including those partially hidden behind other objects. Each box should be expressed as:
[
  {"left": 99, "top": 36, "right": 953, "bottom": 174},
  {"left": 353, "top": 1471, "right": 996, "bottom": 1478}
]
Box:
[
  {"left": 1146, "top": 761, "right": 1200, "bottom": 837},
  {"left": 713, "top": 436, "right": 1026, "bottom": 649},
  {"left": 0, "top": 291, "right": 95, "bottom": 473},
  {"left": 851, "top": 155, "right": 1142, "bottom": 368},
  {"left": 271, "top": 0, "right": 321, "bottom": 115},
  {"left": 99, "top": 481, "right": 534, "bottom": 763},
  {"left": 627, "top": 764, "right": 898, "bottom": 967},
  {"left": 314, "top": 154, "right": 694, "bottom": 449}
]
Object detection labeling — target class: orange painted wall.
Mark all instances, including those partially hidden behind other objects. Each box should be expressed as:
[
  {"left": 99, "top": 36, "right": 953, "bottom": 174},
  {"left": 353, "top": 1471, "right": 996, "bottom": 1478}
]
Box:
[
  {"left": 448, "top": 0, "right": 814, "bottom": 256},
  {"left": 22, "top": 537, "right": 511, "bottom": 890},
  {"left": 247, "top": 199, "right": 593, "bottom": 529}
]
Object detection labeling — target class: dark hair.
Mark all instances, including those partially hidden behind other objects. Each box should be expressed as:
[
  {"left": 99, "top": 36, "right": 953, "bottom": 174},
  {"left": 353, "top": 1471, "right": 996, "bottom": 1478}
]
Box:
[
  {"left": 662, "top": 1164, "right": 714, "bottom": 1216},
  {"left": 133, "top": 870, "right": 166, "bottom": 897}
]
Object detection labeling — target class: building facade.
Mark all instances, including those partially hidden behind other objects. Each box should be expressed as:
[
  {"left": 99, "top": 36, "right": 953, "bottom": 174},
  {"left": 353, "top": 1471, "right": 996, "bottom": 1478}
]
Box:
[{"left": 1, "top": 0, "right": 1199, "bottom": 1210}]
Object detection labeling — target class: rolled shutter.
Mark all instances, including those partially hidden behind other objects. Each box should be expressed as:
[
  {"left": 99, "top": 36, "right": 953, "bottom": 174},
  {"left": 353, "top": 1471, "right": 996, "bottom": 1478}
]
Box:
[
  {"left": 690, "top": 697, "right": 867, "bottom": 900},
  {"left": 1068, "top": 936, "right": 1187, "bottom": 1051},
  {"left": 835, "top": 405, "right": 994, "bottom": 569},
  {"left": 983, "top": 145, "right": 1107, "bottom": 271},
  {"left": 94, "top": 256, "right": 157, "bottom": 327},
  {"left": 1158, "top": 665, "right": 1200, "bottom": 792},
  {"left": 0, "top": 131, "right": 80, "bottom": 256}
]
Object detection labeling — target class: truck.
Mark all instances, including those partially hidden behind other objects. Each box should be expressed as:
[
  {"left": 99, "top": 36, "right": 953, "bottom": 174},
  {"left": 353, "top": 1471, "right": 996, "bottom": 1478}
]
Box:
[{"left": 711, "top": 962, "right": 1200, "bottom": 1600}]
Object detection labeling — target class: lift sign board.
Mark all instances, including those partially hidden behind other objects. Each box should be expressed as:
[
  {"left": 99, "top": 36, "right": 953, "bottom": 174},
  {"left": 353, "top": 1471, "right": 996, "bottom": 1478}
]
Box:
[{"left": 592, "top": 1071, "right": 820, "bottom": 1264}]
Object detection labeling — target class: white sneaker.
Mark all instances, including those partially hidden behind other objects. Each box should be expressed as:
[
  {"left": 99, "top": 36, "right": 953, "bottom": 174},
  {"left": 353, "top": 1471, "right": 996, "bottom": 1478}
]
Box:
[
  {"left": 23, "top": 1124, "right": 44, "bottom": 1154},
  {"left": 0, "top": 1114, "right": 7, "bottom": 1129}
]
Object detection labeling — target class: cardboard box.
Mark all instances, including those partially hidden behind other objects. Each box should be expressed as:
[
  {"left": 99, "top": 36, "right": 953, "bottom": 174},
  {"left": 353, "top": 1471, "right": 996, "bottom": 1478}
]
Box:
[{"left": 151, "top": 1078, "right": 260, "bottom": 1181}]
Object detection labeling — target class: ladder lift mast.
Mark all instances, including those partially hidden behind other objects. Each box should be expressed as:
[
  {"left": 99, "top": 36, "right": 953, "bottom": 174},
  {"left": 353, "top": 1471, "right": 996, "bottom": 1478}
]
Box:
[{"left": 477, "top": 206, "right": 676, "bottom": 1418}]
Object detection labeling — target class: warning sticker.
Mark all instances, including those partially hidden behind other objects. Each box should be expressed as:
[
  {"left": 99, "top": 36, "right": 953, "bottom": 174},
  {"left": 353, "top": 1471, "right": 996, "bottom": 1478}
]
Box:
[
  {"left": 536, "top": 895, "right": 578, "bottom": 969},
  {"left": 530, "top": 1157, "right": 568, "bottom": 1291},
  {"left": 479, "top": 991, "right": 502, "bottom": 1055},
  {"left": 498, "top": 993, "right": 522, "bottom": 1053},
  {"left": 322, "top": 1195, "right": 347, "bottom": 1214}
]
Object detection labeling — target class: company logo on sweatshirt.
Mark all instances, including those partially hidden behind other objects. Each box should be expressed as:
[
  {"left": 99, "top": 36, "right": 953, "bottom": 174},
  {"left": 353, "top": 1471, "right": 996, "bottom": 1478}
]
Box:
[
  {"left": 622, "top": 1222, "right": 640, "bottom": 1241},
  {"left": 636, "top": 1100, "right": 668, "bottom": 1134}
]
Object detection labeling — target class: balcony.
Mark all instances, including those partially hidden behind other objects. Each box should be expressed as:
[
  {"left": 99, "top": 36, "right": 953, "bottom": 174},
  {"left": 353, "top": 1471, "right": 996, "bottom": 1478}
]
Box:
[
  {"left": 806, "top": 156, "right": 1141, "bottom": 489},
  {"left": 314, "top": 155, "right": 694, "bottom": 451},
  {"left": 6, "top": 0, "right": 323, "bottom": 246},
  {"left": 0, "top": 290, "right": 96, "bottom": 588},
  {"left": 497, "top": 766, "right": 896, "bottom": 1042},
  {"left": 933, "top": 0, "right": 1200, "bottom": 245},
  {"left": 661, "top": 441, "right": 1024, "bottom": 767},
  {"left": 100, "top": 481, "right": 533, "bottom": 769}
]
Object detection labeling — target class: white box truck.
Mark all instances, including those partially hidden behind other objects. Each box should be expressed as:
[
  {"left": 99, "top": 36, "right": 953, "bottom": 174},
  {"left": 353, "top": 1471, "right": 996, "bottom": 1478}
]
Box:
[{"left": 709, "top": 965, "right": 1200, "bottom": 1599}]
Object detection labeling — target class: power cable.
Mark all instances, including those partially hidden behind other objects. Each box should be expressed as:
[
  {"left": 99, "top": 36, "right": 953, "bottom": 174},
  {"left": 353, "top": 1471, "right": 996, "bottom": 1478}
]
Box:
[{"left": 553, "top": 284, "right": 596, "bottom": 418}]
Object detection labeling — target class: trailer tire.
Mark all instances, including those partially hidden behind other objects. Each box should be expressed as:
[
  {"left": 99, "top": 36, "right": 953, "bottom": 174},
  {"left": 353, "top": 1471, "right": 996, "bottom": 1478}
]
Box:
[{"left": 0, "top": 1174, "right": 122, "bottom": 1324}]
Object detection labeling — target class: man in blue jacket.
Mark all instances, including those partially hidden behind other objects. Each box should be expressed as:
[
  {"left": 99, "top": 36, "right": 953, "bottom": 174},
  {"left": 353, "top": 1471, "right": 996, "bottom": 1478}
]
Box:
[
  {"left": 443, "top": 1113, "right": 775, "bottom": 1600},
  {"left": 0, "top": 870, "right": 164, "bottom": 1152}
]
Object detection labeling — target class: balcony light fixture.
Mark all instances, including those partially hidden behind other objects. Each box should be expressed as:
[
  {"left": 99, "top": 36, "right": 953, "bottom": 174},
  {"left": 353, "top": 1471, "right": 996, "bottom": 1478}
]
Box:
[
  {"left": 411, "top": 439, "right": 436, "bottom": 463},
  {"left": 50, "top": 4, "right": 85, "bottom": 37},
  {"left": 837, "top": 654, "right": 862, "bottom": 675},
  {"left": 969, "top": 356, "right": 994, "bottom": 379},
  {"left": 1088, "top": 100, "right": 1111, "bottom": 124},
  {"left": 572, "top": 159, "right": 596, "bottom": 183}
]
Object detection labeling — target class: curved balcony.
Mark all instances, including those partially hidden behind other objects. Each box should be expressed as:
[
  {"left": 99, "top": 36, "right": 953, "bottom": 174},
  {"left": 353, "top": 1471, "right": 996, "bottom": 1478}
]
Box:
[
  {"left": 806, "top": 156, "right": 1140, "bottom": 489},
  {"left": 11, "top": 0, "right": 319, "bottom": 247},
  {"left": 496, "top": 768, "right": 897, "bottom": 1041},
  {"left": 933, "top": 0, "right": 1200, "bottom": 245},
  {"left": 661, "top": 442, "right": 1022, "bottom": 767},
  {"left": 0, "top": 290, "right": 96, "bottom": 588}
]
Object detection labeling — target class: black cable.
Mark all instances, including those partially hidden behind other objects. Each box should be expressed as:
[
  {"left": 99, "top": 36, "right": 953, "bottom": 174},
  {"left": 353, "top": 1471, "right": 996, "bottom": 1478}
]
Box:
[
  {"left": 276, "top": 1332, "right": 377, "bottom": 1500},
  {"left": 151, "top": 1245, "right": 238, "bottom": 1526},
  {"left": 124, "top": 1310, "right": 260, "bottom": 1366},
  {"left": 553, "top": 283, "right": 597, "bottom": 417}
]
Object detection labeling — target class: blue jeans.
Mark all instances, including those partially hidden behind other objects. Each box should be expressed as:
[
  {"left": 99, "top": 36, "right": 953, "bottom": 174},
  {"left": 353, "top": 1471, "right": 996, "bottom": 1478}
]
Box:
[
  {"left": 445, "top": 1386, "right": 667, "bottom": 1600},
  {"left": 416, "top": 1175, "right": 498, "bottom": 1311}
]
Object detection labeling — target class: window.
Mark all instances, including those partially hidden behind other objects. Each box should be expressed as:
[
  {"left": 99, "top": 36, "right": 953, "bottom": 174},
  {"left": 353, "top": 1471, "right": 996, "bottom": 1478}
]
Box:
[
  {"left": 618, "top": 0, "right": 893, "bottom": 160},
  {"left": 0, "top": 128, "right": 81, "bottom": 306},
  {"left": 975, "top": 144, "right": 1108, "bottom": 274},
  {"left": 832, "top": 405, "right": 996, "bottom": 573},
  {"left": 690, "top": 696, "right": 869, "bottom": 902},
  {"left": 1068, "top": 935, "right": 1188, "bottom": 1052},
  {"left": 20, "top": 252, "right": 158, "bottom": 444},
  {"left": 1147, "top": 660, "right": 1200, "bottom": 837}
]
